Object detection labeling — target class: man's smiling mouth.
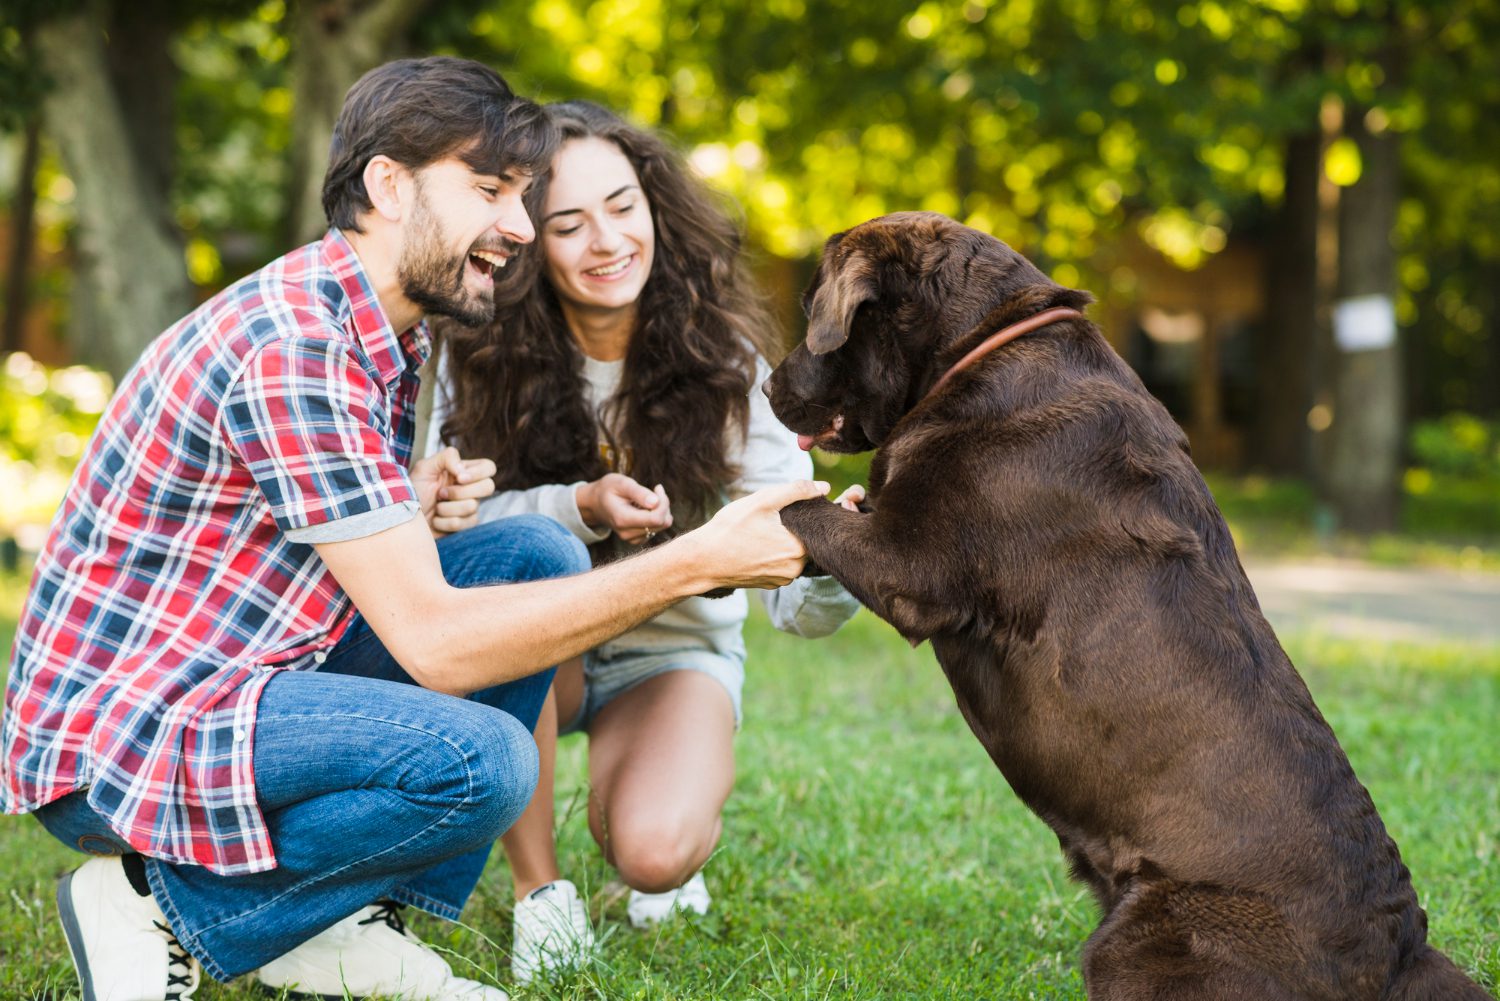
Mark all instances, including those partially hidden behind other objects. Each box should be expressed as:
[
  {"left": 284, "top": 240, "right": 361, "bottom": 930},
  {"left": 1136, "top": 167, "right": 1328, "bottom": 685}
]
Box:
[{"left": 468, "top": 249, "right": 510, "bottom": 279}]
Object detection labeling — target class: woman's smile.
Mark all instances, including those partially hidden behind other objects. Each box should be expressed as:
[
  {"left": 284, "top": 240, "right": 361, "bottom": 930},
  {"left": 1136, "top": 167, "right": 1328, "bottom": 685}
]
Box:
[{"left": 582, "top": 254, "right": 637, "bottom": 280}]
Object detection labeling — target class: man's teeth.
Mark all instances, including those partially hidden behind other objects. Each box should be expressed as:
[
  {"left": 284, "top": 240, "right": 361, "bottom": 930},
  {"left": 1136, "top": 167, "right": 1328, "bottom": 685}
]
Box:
[
  {"left": 471, "top": 250, "right": 509, "bottom": 269},
  {"left": 585, "top": 257, "right": 632, "bottom": 277}
]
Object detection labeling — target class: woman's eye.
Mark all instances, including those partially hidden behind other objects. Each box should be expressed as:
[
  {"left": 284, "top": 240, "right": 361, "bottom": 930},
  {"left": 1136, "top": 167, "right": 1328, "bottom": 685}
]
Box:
[
  {"left": 612, "top": 202, "right": 635, "bottom": 215},
  {"left": 554, "top": 225, "right": 583, "bottom": 237},
  {"left": 479, "top": 186, "right": 499, "bottom": 198}
]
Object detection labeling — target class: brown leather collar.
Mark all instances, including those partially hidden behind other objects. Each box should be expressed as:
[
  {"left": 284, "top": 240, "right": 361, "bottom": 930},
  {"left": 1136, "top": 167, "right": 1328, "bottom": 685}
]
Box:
[{"left": 923, "top": 306, "right": 1084, "bottom": 404}]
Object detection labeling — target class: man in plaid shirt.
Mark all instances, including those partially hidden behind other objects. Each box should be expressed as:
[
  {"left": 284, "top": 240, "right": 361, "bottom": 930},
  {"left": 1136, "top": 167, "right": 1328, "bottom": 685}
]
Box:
[{"left": 3, "top": 58, "right": 826, "bottom": 1001}]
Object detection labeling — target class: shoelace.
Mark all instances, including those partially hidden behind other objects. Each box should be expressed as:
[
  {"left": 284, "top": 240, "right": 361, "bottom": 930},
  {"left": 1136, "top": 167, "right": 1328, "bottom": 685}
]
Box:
[
  {"left": 153, "top": 920, "right": 195, "bottom": 1000},
  {"left": 358, "top": 899, "right": 408, "bottom": 936}
]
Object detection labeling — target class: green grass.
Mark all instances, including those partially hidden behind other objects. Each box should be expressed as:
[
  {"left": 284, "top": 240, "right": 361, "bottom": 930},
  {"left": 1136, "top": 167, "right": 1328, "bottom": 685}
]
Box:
[{"left": 2, "top": 593, "right": 1497, "bottom": 999}]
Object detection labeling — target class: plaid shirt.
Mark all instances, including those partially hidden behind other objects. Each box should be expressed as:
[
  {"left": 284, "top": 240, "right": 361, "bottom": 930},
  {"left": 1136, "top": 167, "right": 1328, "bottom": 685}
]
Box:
[{"left": 3, "top": 230, "right": 429, "bottom": 875}]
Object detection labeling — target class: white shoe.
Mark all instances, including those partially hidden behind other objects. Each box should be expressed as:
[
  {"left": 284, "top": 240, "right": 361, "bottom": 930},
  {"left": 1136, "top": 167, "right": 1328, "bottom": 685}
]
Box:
[
  {"left": 55, "top": 855, "right": 202, "bottom": 1001},
  {"left": 510, "top": 879, "right": 594, "bottom": 984},
  {"left": 256, "top": 900, "right": 506, "bottom": 1000},
  {"left": 626, "top": 871, "right": 711, "bottom": 928}
]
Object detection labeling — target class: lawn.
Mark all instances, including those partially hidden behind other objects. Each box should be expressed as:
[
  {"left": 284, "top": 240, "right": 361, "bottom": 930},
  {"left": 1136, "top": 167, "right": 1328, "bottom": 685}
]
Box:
[{"left": 1, "top": 590, "right": 1497, "bottom": 999}]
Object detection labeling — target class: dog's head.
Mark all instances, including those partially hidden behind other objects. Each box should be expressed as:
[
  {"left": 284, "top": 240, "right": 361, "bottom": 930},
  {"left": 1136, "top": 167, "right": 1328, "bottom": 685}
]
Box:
[{"left": 767, "top": 211, "right": 1092, "bottom": 452}]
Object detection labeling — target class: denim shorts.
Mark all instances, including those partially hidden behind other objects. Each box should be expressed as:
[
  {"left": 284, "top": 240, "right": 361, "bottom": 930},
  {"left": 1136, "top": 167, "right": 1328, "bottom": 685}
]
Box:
[{"left": 560, "top": 646, "right": 745, "bottom": 735}]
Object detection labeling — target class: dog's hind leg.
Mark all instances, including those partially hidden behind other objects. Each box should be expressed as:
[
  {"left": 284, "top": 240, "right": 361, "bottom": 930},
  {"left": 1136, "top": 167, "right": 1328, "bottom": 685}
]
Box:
[
  {"left": 1384, "top": 947, "right": 1493, "bottom": 1001},
  {"left": 1082, "top": 883, "right": 1316, "bottom": 1001}
]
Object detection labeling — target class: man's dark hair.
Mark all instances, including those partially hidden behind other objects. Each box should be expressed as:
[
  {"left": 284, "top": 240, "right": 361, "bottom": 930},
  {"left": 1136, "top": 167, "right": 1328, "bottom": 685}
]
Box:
[{"left": 322, "top": 56, "right": 557, "bottom": 232}]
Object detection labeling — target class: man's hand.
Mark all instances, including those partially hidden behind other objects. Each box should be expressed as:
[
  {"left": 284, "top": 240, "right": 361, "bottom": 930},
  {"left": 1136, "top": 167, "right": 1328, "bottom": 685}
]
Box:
[
  {"left": 411, "top": 447, "right": 497, "bottom": 537},
  {"left": 575, "top": 473, "right": 673, "bottom": 544},
  {"left": 683, "top": 480, "right": 830, "bottom": 590}
]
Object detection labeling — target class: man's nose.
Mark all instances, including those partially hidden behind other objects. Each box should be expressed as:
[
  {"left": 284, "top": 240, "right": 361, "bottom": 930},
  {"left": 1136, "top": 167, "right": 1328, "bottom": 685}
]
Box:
[{"left": 498, "top": 201, "right": 535, "bottom": 245}]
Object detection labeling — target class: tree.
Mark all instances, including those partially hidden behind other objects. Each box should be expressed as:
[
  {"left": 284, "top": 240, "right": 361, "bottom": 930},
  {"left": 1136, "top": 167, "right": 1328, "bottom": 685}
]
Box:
[
  {"left": 285, "top": 0, "right": 432, "bottom": 244},
  {"left": 31, "top": 1, "right": 195, "bottom": 376}
]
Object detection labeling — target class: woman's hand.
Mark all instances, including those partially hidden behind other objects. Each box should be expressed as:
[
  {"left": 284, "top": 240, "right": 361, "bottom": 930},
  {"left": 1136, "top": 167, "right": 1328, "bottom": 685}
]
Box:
[
  {"left": 576, "top": 473, "right": 674, "bottom": 544},
  {"left": 834, "top": 484, "right": 868, "bottom": 512},
  {"left": 411, "top": 447, "right": 498, "bottom": 537}
]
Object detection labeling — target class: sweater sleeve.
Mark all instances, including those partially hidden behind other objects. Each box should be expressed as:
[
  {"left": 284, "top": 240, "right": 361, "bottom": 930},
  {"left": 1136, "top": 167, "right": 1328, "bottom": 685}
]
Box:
[{"left": 733, "top": 357, "right": 861, "bottom": 637}]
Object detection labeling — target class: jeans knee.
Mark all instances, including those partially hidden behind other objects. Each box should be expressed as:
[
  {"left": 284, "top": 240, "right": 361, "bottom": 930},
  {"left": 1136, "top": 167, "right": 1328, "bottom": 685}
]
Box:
[
  {"left": 438, "top": 514, "right": 590, "bottom": 590},
  {"left": 460, "top": 709, "right": 539, "bottom": 843},
  {"left": 508, "top": 514, "right": 590, "bottom": 580}
]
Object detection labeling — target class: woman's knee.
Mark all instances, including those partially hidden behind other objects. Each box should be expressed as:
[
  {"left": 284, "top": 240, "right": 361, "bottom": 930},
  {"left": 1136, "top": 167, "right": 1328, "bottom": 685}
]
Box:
[{"left": 606, "top": 812, "right": 719, "bottom": 893}]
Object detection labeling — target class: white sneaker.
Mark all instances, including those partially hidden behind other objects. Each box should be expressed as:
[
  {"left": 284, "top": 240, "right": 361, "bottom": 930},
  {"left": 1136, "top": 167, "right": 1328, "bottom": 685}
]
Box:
[
  {"left": 55, "top": 855, "right": 202, "bottom": 1001},
  {"left": 256, "top": 900, "right": 506, "bottom": 1000},
  {"left": 626, "top": 871, "right": 711, "bottom": 928},
  {"left": 510, "top": 879, "right": 594, "bottom": 984}
]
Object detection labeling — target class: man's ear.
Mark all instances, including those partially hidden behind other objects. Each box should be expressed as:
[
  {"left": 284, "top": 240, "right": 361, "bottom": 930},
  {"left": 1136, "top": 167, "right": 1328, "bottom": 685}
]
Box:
[
  {"left": 363, "top": 155, "right": 409, "bottom": 224},
  {"left": 806, "top": 251, "right": 875, "bottom": 355}
]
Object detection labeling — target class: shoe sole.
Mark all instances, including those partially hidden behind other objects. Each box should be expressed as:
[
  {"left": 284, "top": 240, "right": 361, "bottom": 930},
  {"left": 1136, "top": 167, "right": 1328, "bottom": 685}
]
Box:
[
  {"left": 252, "top": 986, "right": 346, "bottom": 1001},
  {"left": 252, "top": 982, "right": 351, "bottom": 1001},
  {"left": 56, "top": 870, "right": 98, "bottom": 1001}
]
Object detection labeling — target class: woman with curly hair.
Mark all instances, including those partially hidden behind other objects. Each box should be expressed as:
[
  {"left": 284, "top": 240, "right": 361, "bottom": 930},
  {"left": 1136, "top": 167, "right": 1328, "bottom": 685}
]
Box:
[{"left": 429, "top": 100, "right": 859, "bottom": 982}]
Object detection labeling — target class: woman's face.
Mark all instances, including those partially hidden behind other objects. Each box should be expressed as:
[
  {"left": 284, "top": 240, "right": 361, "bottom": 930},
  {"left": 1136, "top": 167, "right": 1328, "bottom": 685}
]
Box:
[{"left": 540, "top": 136, "right": 655, "bottom": 315}]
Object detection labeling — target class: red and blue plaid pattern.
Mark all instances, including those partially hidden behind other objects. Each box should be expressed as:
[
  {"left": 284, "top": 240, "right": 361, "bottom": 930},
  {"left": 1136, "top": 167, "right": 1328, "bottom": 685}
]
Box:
[{"left": 3, "top": 230, "right": 429, "bottom": 875}]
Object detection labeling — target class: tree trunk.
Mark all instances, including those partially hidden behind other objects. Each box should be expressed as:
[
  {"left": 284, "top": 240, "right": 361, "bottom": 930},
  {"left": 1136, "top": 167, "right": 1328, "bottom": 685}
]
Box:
[
  {"left": 33, "top": 3, "right": 193, "bottom": 378},
  {"left": 286, "top": 0, "right": 432, "bottom": 245},
  {"left": 1326, "top": 108, "right": 1403, "bottom": 532},
  {"left": 1476, "top": 258, "right": 1500, "bottom": 416},
  {"left": 3, "top": 116, "right": 42, "bottom": 355},
  {"left": 1254, "top": 130, "right": 1319, "bottom": 475}
]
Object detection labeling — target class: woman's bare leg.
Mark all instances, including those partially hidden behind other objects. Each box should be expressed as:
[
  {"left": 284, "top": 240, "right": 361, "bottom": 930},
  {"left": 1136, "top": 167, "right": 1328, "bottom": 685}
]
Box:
[
  {"left": 501, "top": 658, "right": 585, "bottom": 899},
  {"left": 585, "top": 670, "right": 736, "bottom": 893}
]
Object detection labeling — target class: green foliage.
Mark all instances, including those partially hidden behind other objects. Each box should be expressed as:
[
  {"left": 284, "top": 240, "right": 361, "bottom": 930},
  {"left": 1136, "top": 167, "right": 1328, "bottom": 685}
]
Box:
[
  {"left": 1410, "top": 414, "right": 1500, "bottom": 479},
  {"left": 0, "top": 353, "right": 111, "bottom": 535},
  {"left": 171, "top": 1, "right": 295, "bottom": 280}
]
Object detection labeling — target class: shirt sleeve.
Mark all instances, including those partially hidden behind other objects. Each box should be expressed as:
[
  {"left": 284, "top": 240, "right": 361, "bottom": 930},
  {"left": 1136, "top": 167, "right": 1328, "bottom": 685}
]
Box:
[
  {"left": 222, "top": 333, "right": 419, "bottom": 543},
  {"left": 731, "top": 357, "right": 861, "bottom": 636},
  {"left": 729, "top": 357, "right": 817, "bottom": 498}
]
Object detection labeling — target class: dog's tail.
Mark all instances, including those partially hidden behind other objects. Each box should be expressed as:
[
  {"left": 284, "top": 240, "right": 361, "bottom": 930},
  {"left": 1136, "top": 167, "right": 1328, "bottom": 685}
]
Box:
[{"left": 1385, "top": 947, "right": 1494, "bottom": 1001}]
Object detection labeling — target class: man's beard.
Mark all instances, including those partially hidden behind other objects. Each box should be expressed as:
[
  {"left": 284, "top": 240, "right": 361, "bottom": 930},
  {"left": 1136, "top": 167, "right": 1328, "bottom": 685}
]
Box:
[{"left": 397, "top": 188, "right": 497, "bottom": 328}]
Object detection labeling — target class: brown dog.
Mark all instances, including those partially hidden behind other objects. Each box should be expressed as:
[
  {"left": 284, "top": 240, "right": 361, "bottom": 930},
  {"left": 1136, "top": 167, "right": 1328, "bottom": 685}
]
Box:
[{"left": 766, "top": 212, "right": 1490, "bottom": 1001}]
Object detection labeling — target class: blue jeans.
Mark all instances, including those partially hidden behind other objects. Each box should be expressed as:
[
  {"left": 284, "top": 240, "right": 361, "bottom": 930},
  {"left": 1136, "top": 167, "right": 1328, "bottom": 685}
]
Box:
[{"left": 33, "top": 515, "right": 589, "bottom": 981}]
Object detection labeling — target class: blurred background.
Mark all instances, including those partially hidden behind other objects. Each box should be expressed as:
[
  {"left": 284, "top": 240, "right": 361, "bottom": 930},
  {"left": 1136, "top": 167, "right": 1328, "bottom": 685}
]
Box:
[{"left": 1, "top": 0, "right": 1497, "bottom": 568}]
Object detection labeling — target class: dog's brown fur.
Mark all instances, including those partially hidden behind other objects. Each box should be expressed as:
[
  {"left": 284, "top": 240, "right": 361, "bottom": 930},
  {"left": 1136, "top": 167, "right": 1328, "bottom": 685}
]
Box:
[{"left": 767, "top": 212, "right": 1491, "bottom": 1001}]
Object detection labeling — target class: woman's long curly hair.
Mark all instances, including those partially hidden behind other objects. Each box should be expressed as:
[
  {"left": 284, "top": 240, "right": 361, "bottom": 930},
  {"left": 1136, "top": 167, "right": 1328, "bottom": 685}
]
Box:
[{"left": 437, "top": 100, "right": 780, "bottom": 537}]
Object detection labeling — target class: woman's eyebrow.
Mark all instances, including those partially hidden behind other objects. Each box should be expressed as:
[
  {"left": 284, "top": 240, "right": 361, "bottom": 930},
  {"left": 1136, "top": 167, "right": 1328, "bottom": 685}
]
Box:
[{"left": 543, "top": 185, "right": 640, "bottom": 223}]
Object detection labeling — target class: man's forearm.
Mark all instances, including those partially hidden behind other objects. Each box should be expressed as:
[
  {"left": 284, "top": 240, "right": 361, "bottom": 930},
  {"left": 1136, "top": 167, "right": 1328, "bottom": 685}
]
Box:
[
  {"left": 407, "top": 535, "right": 713, "bottom": 696},
  {"left": 319, "top": 480, "right": 824, "bottom": 696}
]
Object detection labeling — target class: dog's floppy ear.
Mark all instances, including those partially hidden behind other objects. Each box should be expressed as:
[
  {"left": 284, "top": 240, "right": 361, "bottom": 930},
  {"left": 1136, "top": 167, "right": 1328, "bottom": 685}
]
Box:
[{"left": 806, "top": 251, "right": 875, "bottom": 355}]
